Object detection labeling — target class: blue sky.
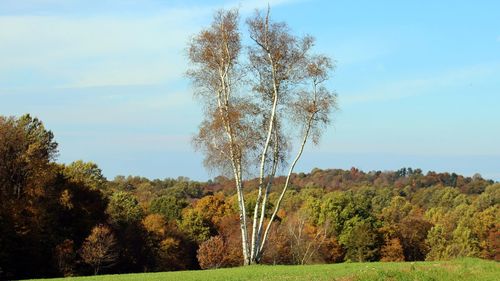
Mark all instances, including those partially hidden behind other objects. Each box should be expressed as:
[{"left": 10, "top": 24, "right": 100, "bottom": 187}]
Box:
[{"left": 1, "top": 0, "right": 499, "bottom": 181}]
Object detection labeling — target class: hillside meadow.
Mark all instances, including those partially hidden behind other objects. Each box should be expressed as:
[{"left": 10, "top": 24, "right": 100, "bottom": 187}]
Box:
[{"left": 27, "top": 258, "right": 499, "bottom": 281}]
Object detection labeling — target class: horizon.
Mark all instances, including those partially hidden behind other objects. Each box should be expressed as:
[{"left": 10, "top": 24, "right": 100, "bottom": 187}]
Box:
[{"left": 1, "top": 0, "right": 499, "bottom": 181}]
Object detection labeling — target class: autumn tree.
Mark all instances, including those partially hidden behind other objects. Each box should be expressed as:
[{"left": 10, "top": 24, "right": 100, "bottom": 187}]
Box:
[
  {"left": 0, "top": 114, "right": 59, "bottom": 278},
  {"left": 214, "top": 214, "right": 245, "bottom": 266},
  {"left": 179, "top": 208, "right": 214, "bottom": 243},
  {"left": 380, "top": 238, "right": 405, "bottom": 262},
  {"left": 62, "top": 160, "right": 107, "bottom": 190},
  {"left": 286, "top": 214, "right": 329, "bottom": 264},
  {"left": 398, "top": 217, "right": 432, "bottom": 261},
  {"left": 149, "top": 195, "right": 187, "bottom": 221},
  {"left": 0, "top": 114, "right": 57, "bottom": 199},
  {"left": 54, "top": 239, "right": 77, "bottom": 277},
  {"left": 339, "top": 217, "right": 381, "bottom": 262},
  {"left": 142, "top": 214, "right": 196, "bottom": 271},
  {"left": 106, "top": 191, "right": 144, "bottom": 226},
  {"left": 260, "top": 221, "right": 293, "bottom": 264},
  {"left": 193, "top": 192, "right": 235, "bottom": 225},
  {"left": 425, "top": 224, "right": 449, "bottom": 260},
  {"left": 0, "top": 114, "right": 112, "bottom": 279},
  {"left": 187, "top": 7, "right": 336, "bottom": 265},
  {"left": 197, "top": 235, "right": 226, "bottom": 269},
  {"left": 80, "top": 224, "right": 118, "bottom": 275}
]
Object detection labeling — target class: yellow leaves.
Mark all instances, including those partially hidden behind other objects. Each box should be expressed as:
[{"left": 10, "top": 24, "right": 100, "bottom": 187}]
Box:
[
  {"left": 142, "top": 214, "right": 167, "bottom": 236},
  {"left": 277, "top": 209, "right": 287, "bottom": 219},
  {"left": 60, "top": 189, "right": 73, "bottom": 210},
  {"left": 160, "top": 237, "right": 180, "bottom": 253},
  {"left": 80, "top": 224, "right": 118, "bottom": 274},
  {"left": 194, "top": 192, "right": 234, "bottom": 225}
]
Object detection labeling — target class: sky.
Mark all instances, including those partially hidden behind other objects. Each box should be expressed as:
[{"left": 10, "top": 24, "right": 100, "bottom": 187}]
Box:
[{"left": 0, "top": 0, "right": 499, "bottom": 181}]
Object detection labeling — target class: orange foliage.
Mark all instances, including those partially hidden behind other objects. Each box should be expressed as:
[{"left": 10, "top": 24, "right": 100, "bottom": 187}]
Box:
[
  {"left": 482, "top": 227, "right": 500, "bottom": 261},
  {"left": 54, "top": 239, "right": 76, "bottom": 277},
  {"left": 216, "top": 215, "right": 243, "bottom": 266},
  {"left": 193, "top": 192, "right": 234, "bottom": 225},
  {"left": 260, "top": 222, "right": 292, "bottom": 264},
  {"left": 381, "top": 238, "right": 405, "bottom": 262},
  {"left": 142, "top": 214, "right": 167, "bottom": 236},
  {"left": 80, "top": 224, "right": 118, "bottom": 275},
  {"left": 197, "top": 235, "right": 226, "bottom": 269},
  {"left": 320, "top": 236, "right": 345, "bottom": 263}
]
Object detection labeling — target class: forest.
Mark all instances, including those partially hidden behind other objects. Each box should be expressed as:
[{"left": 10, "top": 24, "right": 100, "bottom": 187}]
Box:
[{"left": 0, "top": 114, "right": 498, "bottom": 280}]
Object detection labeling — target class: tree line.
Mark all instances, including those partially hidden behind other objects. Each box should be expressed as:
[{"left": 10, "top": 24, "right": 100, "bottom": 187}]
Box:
[{"left": 0, "top": 114, "right": 498, "bottom": 279}]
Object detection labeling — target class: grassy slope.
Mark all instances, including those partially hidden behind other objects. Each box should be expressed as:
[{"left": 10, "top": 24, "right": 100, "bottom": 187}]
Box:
[{"left": 30, "top": 258, "right": 499, "bottom": 281}]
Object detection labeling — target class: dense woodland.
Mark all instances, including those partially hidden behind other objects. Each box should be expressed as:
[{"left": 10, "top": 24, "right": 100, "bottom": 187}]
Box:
[{"left": 0, "top": 114, "right": 499, "bottom": 279}]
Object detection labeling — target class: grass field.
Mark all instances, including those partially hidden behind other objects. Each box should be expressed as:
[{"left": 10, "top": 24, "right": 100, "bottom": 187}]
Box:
[{"left": 29, "top": 258, "right": 499, "bottom": 281}]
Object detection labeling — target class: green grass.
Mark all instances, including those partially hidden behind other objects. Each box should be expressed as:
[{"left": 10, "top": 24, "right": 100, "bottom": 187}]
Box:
[{"left": 28, "top": 258, "right": 499, "bottom": 281}]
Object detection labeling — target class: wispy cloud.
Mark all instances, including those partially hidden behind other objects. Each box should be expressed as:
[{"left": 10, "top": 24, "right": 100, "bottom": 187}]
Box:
[
  {"left": 0, "top": 0, "right": 302, "bottom": 89},
  {"left": 0, "top": 0, "right": 303, "bottom": 145},
  {"left": 0, "top": 13, "right": 201, "bottom": 88}
]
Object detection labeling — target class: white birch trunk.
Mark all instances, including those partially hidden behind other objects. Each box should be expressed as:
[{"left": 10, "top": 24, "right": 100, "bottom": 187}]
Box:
[{"left": 256, "top": 113, "right": 314, "bottom": 260}]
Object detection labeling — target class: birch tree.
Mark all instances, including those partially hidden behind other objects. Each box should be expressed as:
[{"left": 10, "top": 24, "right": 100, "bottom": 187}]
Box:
[{"left": 187, "top": 7, "right": 337, "bottom": 265}]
